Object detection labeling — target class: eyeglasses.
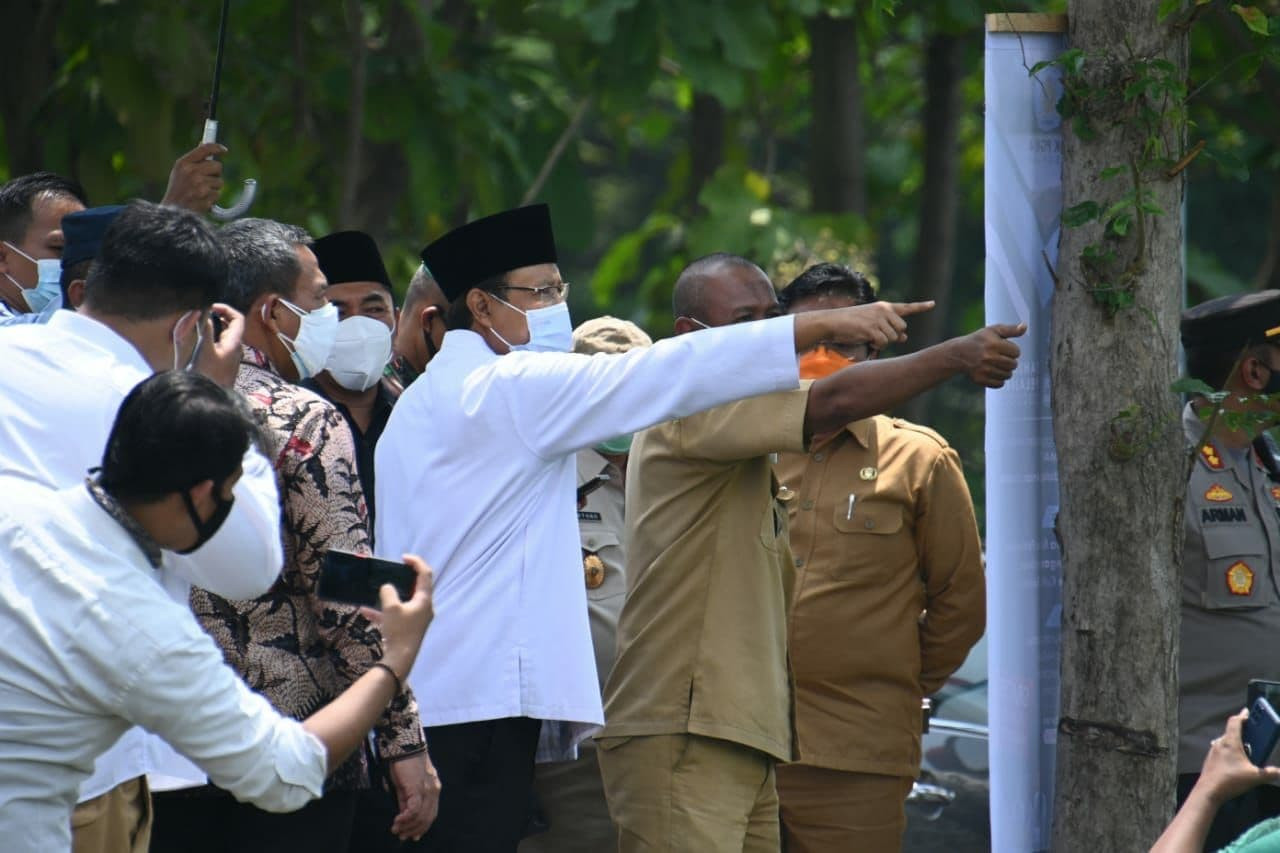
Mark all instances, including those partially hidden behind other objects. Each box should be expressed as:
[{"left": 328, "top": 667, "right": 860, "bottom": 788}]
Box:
[{"left": 497, "top": 282, "right": 570, "bottom": 306}]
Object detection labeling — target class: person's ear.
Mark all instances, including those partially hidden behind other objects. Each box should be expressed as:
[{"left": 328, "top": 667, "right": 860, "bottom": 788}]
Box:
[
  {"left": 466, "top": 289, "right": 492, "bottom": 328},
  {"left": 1242, "top": 355, "right": 1269, "bottom": 392},
  {"left": 67, "top": 279, "right": 87, "bottom": 310},
  {"left": 186, "top": 478, "right": 216, "bottom": 509},
  {"left": 259, "top": 295, "right": 285, "bottom": 334},
  {"left": 673, "top": 316, "right": 700, "bottom": 336},
  {"left": 419, "top": 305, "right": 439, "bottom": 332}
]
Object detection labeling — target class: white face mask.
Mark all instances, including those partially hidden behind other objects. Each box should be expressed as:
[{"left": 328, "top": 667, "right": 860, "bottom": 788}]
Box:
[
  {"left": 489, "top": 295, "right": 573, "bottom": 354},
  {"left": 275, "top": 299, "right": 339, "bottom": 380},
  {"left": 325, "top": 315, "right": 392, "bottom": 391},
  {"left": 3, "top": 241, "right": 61, "bottom": 313}
]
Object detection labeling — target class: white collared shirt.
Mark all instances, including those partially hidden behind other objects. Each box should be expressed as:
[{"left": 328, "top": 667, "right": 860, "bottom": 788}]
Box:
[
  {"left": 0, "top": 484, "right": 325, "bottom": 853},
  {"left": 0, "top": 310, "right": 284, "bottom": 798},
  {"left": 374, "top": 318, "right": 799, "bottom": 756}
]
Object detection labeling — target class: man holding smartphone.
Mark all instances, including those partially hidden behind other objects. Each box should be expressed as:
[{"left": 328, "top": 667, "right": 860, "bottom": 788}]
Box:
[{"left": 1178, "top": 291, "right": 1280, "bottom": 849}]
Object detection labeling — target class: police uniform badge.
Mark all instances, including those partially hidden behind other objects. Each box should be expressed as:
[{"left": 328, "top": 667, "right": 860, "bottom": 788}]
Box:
[
  {"left": 584, "top": 553, "right": 605, "bottom": 589},
  {"left": 1227, "top": 561, "right": 1255, "bottom": 596},
  {"left": 1205, "top": 484, "right": 1233, "bottom": 502},
  {"left": 859, "top": 467, "right": 878, "bottom": 481}
]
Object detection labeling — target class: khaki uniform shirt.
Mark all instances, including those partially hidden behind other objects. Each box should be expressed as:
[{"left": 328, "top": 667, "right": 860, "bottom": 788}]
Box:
[
  {"left": 601, "top": 388, "right": 809, "bottom": 762},
  {"left": 1180, "top": 403, "right": 1280, "bottom": 774},
  {"left": 775, "top": 416, "right": 985, "bottom": 778}
]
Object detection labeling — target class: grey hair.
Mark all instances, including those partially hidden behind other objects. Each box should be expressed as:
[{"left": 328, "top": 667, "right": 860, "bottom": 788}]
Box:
[{"left": 218, "top": 218, "right": 313, "bottom": 312}]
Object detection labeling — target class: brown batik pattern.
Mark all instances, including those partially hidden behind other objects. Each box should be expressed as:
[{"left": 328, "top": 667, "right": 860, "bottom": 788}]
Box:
[{"left": 189, "top": 349, "right": 425, "bottom": 790}]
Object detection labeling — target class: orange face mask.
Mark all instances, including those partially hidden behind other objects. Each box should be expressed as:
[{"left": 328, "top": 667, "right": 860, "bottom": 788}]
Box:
[{"left": 798, "top": 345, "right": 856, "bottom": 379}]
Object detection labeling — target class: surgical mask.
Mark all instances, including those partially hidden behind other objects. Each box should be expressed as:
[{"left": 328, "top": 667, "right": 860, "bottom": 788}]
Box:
[
  {"left": 798, "top": 345, "right": 856, "bottom": 380},
  {"left": 489, "top": 295, "right": 573, "bottom": 354},
  {"left": 326, "top": 315, "right": 392, "bottom": 391},
  {"left": 3, "top": 241, "right": 61, "bottom": 313},
  {"left": 274, "top": 300, "right": 339, "bottom": 380},
  {"left": 594, "top": 434, "right": 633, "bottom": 455},
  {"left": 172, "top": 310, "right": 206, "bottom": 371},
  {"left": 176, "top": 488, "right": 235, "bottom": 554}
]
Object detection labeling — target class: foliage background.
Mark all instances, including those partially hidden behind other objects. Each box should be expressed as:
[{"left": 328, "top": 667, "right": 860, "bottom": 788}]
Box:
[{"left": 3, "top": 0, "right": 1276, "bottom": 521}]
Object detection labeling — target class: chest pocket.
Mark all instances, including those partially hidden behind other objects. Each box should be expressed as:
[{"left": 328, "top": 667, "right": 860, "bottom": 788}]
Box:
[
  {"left": 581, "top": 528, "right": 622, "bottom": 600},
  {"left": 829, "top": 498, "right": 914, "bottom": 577},
  {"left": 1201, "top": 523, "right": 1274, "bottom": 610}
]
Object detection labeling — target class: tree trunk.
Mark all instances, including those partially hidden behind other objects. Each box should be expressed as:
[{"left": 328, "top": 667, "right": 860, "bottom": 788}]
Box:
[
  {"left": 338, "top": 0, "right": 368, "bottom": 228},
  {"left": 687, "top": 92, "right": 725, "bottom": 212},
  {"left": 807, "top": 13, "right": 865, "bottom": 216},
  {"left": 1051, "top": 2, "right": 1187, "bottom": 850},
  {"left": 0, "top": 1, "right": 65, "bottom": 176},
  {"left": 901, "top": 31, "right": 964, "bottom": 424}
]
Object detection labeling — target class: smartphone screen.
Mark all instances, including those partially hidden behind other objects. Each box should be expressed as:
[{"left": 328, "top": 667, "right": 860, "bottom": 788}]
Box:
[{"left": 318, "top": 549, "right": 417, "bottom": 609}]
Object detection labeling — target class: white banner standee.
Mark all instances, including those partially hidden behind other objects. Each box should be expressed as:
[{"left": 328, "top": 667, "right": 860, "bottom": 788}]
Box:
[{"left": 983, "top": 13, "right": 1066, "bottom": 853}]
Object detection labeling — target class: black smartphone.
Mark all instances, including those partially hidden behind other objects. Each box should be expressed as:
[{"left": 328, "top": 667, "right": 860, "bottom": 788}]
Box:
[
  {"left": 211, "top": 312, "right": 225, "bottom": 342},
  {"left": 576, "top": 474, "right": 610, "bottom": 502},
  {"left": 1243, "top": 695, "right": 1280, "bottom": 767},
  {"left": 318, "top": 549, "right": 417, "bottom": 609}
]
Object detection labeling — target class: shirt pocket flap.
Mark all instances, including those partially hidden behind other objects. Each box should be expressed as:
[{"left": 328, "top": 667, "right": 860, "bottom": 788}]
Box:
[
  {"left": 1203, "top": 525, "right": 1266, "bottom": 560},
  {"left": 833, "top": 499, "right": 903, "bottom": 535},
  {"left": 581, "top": 530, "right": 621, "bottom": 554}
]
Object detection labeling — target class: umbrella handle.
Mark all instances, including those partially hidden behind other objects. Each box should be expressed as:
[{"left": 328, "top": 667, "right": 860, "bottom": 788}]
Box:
[{"left": 201, "top": 119, "right": 258, "bottom": 221}]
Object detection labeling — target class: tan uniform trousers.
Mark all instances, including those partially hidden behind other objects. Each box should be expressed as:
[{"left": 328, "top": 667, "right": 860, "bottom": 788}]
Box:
[
  {"left": 71, "top": 776, "right": 152, "bottom": 853},
  {"left": 598, "top": 733, "right": 778, "bottom": 853},
  {"left": 776, "top": 764, "right": 913, "bottom": 853}
]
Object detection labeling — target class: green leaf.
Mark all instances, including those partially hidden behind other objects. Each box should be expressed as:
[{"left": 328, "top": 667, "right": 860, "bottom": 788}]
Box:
[
  {"left": 1099, "top": 165, "right": 1126, "bottom": 180},
  {"left": 1063, "top": 200, "right": 1101, "bottom": 227},
  {"left": 1232, "top": 4, "right": 1270, "bottom": 35},
  {"left": 1172, "top": 377, "right": 1216, "bottom": 396},
  {"left": 1158, "top": 0, "right": 1182, "bottom": 19},
  {"left": 1110, "top": 213, "right": 1132, "bottom": 236},
  {"left": 1028, "top": 58, "right": 1055, "bottom": 76}
]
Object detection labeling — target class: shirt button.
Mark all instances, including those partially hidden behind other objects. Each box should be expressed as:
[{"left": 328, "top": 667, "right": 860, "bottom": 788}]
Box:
[
  {"left": 813, "top": 452, "right": 825, "bottom": 462},
  {"left": 795, "top": 558, "right": 805, "bottom": 568},
  {"left": 586, "top": 538, "right": 597, "bottom": 548},
  {"left": 865, "top": 519, "right": 875, "bottom": 530},
  {"left": 801, "top": 500, "right": 814, "bottom": 510}
]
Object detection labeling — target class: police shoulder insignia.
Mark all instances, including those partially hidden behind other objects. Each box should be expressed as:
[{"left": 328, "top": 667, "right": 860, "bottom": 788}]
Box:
[
  {"left": 1227, "top": 561, "right": 1255, "bottom": 596},
  {"left": 1200, "top": 444, "right": 1225, "bottom": 470},
  {"left": 1205, "top": 484, "right": 1234, "bottom": 502},
  {"left": 584, "top": 553, "right": 605, "bottom": 589}
]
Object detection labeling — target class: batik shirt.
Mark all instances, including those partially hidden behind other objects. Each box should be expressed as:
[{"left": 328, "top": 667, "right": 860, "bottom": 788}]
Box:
[{"left": 190, "top": 346, "right": 425, "bottom": 790}]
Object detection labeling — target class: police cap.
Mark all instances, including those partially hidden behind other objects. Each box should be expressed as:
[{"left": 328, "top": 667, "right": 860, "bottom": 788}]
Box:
[{"left": 1181, "top": 290, "right": 1280, "bottom": 352}]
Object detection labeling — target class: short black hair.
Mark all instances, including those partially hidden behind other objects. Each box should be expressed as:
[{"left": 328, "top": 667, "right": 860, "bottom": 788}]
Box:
[
  {"left": 0, "top": 172, "right": 88, "bottom": 244},
  {"left": 672, "top": 253, "right": 763, "bottom": 320},
  {"left": 445, "top": 273, "right": 507, "bottom": 331},
  {"left": 780, "top": 263, "right": 876, "bottom": 310},
  {"left": 81, "top": 201, "right": 227, "bottom": 321},
  {"left": 218, "top": 218, "right": 312, "bottom": 312},
  {"left": 99, "top": 371, "right": 260, "bottom": 503}
]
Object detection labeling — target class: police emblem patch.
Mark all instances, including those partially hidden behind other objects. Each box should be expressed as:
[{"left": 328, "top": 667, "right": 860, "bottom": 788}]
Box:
[
  {"left": 859, "top": 467, "right": 878, "bottom": 481},
  {"left": 1227, "top": 561, "right": 1255, "bottom": 596},
  {"left": 1205, "top": 484, "right": 1234, "bottom": 502}
]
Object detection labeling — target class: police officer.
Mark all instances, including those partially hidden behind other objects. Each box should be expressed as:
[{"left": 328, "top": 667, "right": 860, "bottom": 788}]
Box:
[{"left": 1178, "top": 290, "right": 1280, "bottom": 849}]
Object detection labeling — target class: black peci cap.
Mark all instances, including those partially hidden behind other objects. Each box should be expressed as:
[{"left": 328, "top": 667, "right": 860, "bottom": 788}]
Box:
[
  {"left": 311, "top": 230, "right": 392, "bottom": 291},
  {"left": 419, "top": 204, "right": 557, "bottom": 302},
  {"left": 1181, "top": 291, "right": 1280, "bottom": 352}
]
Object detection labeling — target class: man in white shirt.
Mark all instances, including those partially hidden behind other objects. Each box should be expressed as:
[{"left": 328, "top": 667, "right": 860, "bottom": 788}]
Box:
[
  {"left": 374, "top": 204, "right": 994, "bottom": 850},
  {"left": 0, "top": 200, "right": 283, "bottom": 852},
  {"left": 0, "top": 369, "right": 435, "bottom": 853}
]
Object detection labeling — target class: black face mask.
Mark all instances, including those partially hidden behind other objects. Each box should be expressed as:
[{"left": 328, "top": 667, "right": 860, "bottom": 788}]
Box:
[{"left": 177, "top": 488, "right": 235, "bottom": 554}]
